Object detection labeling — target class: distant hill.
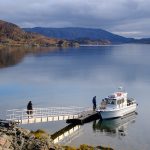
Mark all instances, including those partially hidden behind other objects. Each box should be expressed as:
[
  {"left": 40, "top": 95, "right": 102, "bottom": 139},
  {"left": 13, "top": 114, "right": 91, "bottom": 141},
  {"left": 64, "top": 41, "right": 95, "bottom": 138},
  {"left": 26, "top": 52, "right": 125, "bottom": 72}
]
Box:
[
  {"left": 0, "top": 20, "right": 77, "bottom": 48},
  {"left": 23, "top": 27, "right": 133, "bottom": 44},
  {"left": 132, "top": 38, "right": 150, "bottom": 44},
  {"left": 1, "top": 20, "right": 149, "bottom": 47}
]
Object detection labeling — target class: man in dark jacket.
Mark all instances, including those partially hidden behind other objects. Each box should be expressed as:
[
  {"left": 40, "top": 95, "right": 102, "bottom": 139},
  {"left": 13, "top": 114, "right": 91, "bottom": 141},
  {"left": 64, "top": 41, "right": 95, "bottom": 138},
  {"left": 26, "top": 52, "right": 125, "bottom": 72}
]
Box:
[
  {"left": 27, "top": 101, "right": 33, "bottom": 117},
  {"left": 92, "top": 96, "right": 97, "bottom": 111}
]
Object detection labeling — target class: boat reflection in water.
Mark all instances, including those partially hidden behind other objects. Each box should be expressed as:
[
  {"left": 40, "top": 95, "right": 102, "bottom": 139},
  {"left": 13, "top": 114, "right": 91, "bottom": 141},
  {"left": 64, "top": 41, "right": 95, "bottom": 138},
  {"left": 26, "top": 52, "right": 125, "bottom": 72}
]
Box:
[{"left": 93, "top": 112, "right": 137, "bottom": 137}]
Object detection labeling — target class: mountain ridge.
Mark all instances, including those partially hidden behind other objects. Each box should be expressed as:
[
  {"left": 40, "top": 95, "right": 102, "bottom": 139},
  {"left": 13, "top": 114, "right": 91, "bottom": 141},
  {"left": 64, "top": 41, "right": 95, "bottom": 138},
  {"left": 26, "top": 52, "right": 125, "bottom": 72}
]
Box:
[
  {"left": 0, "top": 20, "right": 79, "bottom": 48},
  {"left": 23, "top": 27, "right": 134, "bottom": 44},
  {"left": 1, "top": 20, "right": 149, "bottom": 47}
]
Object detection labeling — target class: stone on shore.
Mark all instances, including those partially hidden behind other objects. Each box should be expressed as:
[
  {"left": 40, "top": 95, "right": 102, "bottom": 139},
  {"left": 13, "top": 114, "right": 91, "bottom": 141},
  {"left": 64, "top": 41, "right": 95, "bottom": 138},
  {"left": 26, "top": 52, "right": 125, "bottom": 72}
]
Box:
[{"left": 0, "top": 125, "right": 114, "bottom": 150}]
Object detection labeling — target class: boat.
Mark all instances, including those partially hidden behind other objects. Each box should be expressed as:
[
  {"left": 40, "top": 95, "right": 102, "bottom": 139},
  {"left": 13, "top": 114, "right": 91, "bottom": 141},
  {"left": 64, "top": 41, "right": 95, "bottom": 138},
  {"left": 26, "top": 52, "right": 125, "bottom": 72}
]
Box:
[{"left": 96, "top": 87, "right": 137, "bottom": 119}]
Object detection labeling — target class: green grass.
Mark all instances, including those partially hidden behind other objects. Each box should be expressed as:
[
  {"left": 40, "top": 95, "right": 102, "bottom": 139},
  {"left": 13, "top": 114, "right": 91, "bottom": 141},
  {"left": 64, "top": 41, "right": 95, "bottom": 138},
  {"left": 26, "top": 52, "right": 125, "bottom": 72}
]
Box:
[{"left": 31, "top": 129, "right": 49, "bottom": 139}]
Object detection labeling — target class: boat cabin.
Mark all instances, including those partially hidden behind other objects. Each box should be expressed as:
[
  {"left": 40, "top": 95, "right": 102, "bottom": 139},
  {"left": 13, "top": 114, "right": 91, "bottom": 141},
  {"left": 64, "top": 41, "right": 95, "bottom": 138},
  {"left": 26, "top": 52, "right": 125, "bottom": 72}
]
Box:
[{"left": 101, "top": 92, "right": 128, "bottom": 109}]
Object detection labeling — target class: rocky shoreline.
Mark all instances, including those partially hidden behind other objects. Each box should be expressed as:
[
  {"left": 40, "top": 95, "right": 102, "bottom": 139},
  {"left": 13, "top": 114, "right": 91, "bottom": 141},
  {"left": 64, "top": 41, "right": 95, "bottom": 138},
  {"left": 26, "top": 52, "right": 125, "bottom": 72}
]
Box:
[
  {"left": 0, "top": 125, "right": 59, "bottom": 150},
  {"left": 0, "top": 122, "right": 114, "bottom": 150}
]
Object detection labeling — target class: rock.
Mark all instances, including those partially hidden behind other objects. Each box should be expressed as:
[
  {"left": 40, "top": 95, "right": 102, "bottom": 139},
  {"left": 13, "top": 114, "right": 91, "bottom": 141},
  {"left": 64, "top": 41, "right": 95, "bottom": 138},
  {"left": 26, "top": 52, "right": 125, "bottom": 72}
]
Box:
[
  {"left": 0, "top": 134, "right": 13, "bottom": 149},
  {"left": 0, "top": 125, "right": 114, "bottom": 150}
]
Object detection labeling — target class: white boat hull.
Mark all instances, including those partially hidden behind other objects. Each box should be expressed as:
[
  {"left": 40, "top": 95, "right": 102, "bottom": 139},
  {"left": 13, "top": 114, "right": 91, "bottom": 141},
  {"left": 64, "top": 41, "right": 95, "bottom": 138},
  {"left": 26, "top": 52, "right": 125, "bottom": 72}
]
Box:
[{"left": 97, "top": 104, "right": 137, "bottom": 119}]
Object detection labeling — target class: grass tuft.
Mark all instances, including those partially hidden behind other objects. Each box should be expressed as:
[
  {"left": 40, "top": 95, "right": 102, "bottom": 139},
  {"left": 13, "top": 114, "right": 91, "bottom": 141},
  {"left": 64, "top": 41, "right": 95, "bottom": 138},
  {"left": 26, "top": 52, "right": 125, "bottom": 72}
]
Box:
[{"left": 31, "top": 129, "right": 49, "bottom": 139}]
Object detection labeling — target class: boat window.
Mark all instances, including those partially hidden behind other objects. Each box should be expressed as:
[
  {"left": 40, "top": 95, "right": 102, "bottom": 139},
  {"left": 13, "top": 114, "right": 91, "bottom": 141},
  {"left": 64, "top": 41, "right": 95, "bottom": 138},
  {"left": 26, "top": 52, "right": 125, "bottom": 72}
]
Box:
[
  {"left": 107, "top": 99, "right": 116, "bottom": 105},
  {"left": 108, "top": 95, "right": 115, "bottom": 98},
  {"left": 122, "top": 99, "right": 124, "bottom": 103},
  {"left": 117, "top": 98, "right": 124, "bottom": 104},
  {"left": 117, "top": 100, "right": 120, "bottom": 105}
]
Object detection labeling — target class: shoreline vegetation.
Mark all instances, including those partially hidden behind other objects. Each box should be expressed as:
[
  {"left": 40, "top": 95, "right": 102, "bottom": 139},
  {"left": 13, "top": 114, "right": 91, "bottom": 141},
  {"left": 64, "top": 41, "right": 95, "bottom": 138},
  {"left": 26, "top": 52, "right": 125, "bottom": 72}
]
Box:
[
  {"left": 1, "top": 19, "right": 150, "bottom": 51},
  {"left": 0, "top": 124, "right": 114, "bottom": 150},
  {"left": 0, "top": 20, "right": 113, "bottom": 50},
  {"left": 0, "top": 20, "right": 80, "bottom": 50}
]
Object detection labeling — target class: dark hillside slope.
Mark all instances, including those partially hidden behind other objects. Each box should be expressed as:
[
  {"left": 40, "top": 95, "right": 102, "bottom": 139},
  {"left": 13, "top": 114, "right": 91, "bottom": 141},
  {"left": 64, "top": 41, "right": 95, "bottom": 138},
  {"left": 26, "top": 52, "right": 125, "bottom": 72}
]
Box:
[
  {"left": 24, "top": 27, "right": 133, "bottom": 43},
  {"left": 0, "top": 20, "right": 76, "bottom": 48}
]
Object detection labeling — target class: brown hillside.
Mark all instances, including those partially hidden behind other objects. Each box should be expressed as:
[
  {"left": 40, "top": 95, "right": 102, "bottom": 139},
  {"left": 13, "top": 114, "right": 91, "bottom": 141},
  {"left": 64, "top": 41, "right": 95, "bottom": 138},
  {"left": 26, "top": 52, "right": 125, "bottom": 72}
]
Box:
[{"left": 0, "top": 20, "right": 72, "bottom": 48}]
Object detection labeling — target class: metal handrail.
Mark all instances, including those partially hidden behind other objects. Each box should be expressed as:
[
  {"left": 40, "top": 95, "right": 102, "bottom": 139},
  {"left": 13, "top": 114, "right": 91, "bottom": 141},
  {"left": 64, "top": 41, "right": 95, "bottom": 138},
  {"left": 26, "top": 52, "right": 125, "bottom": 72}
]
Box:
[{"left": 6, "top": 106, "right": 90, "bottom": 121}]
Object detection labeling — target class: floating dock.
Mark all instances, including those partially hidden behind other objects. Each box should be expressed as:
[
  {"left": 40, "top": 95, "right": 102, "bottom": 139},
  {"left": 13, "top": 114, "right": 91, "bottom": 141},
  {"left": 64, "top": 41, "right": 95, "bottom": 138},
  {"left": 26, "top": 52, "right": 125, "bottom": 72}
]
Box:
[
  {"left": 66, "top": 110, "right": 99, "bottom": 124},
  {"left": 6, "top": 107, "right": 91, "bottom": 124}
]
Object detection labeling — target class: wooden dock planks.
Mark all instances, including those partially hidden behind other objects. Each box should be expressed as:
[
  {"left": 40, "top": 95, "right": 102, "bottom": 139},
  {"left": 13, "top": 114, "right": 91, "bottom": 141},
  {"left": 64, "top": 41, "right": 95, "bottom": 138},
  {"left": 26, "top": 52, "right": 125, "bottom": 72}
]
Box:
[{"left": 66, "top": 110, "right": 99, "bottom": 124}]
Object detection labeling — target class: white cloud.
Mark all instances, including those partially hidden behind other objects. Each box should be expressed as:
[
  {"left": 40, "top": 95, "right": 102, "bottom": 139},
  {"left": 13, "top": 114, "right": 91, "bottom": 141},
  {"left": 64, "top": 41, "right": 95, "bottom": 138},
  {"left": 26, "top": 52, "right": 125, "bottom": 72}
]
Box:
[{"left": 0, "top": 0, "right": 150, "bottom": 38}]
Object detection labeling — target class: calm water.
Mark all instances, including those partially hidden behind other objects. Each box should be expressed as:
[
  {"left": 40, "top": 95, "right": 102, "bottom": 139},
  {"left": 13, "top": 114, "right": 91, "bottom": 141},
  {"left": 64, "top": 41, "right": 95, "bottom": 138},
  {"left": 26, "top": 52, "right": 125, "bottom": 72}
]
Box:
[{"left": 0, "top": 44, "right": 150, "bottom": 150}]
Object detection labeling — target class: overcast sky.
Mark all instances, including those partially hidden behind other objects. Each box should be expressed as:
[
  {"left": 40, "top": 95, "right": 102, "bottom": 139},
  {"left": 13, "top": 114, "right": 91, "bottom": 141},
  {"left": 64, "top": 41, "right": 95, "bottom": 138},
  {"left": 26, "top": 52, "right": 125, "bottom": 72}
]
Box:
[{"left": 0, "top": 0, "right": 150, "bottom": 38}]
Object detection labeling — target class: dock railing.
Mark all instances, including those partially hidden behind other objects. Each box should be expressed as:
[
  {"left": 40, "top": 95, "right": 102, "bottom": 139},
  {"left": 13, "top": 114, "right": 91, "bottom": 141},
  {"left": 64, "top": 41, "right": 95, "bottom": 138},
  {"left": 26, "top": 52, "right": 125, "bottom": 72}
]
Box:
[{"left": 6, "top": 106, "right": 91, "bottom": 124}]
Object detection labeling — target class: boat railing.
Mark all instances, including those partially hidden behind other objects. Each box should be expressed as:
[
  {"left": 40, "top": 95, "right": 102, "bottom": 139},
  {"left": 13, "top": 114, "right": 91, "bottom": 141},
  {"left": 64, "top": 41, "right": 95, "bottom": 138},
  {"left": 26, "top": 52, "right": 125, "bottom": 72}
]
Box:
[{"left": 127, "top": 98, "right": 136, "bottom": 106}]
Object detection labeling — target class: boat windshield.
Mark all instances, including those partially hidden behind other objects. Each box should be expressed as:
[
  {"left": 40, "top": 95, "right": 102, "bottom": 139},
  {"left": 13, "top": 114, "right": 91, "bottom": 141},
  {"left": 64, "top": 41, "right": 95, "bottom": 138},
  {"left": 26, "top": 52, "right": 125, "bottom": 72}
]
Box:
[{"left": 105, "top": 98, "right": 116, "bottom": 105}]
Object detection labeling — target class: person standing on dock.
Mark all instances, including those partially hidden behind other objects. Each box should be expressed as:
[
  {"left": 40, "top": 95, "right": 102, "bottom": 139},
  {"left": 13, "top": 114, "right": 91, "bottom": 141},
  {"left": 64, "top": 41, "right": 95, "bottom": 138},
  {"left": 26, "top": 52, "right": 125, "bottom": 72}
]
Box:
[
  {"left": 27, "top": 101, "right": 33, "bottom": 118},
  {"left": 92, "top": 96, "right": 97, "bottom": 111}
]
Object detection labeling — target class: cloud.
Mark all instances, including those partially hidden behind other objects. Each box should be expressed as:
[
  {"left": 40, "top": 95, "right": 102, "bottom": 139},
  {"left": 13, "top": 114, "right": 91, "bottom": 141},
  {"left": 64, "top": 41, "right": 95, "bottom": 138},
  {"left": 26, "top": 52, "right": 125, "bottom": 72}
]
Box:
[{"left": 0, "top": 0, "right": 150, "bottom": 38}]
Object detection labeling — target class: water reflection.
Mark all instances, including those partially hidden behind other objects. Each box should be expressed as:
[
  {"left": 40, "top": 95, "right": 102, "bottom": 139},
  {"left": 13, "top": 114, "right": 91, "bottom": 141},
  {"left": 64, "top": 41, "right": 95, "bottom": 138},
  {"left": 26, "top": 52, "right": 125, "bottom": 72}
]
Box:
[
  {"left": 0, "top": 47, "right": 59, "bottom": 68},
  {"left": 0, "top": 48, "right": 25, "bottom": 68},
  {"left": 51, "top": 124, "right": 82, "bottom": 145},
  {"left": 93, "top": 112, "right": 137, "bottom": 137}
]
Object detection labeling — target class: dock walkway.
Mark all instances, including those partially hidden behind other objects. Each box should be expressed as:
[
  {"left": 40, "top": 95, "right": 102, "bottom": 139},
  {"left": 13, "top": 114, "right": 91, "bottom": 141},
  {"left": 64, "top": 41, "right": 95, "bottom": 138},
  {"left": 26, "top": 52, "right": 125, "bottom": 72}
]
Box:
[
  {"left": 66, "top": 110, "right": 99, "bottom": 124},
  {"left": 6, "top": 107, "right": 91, "bottom": 124}
]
